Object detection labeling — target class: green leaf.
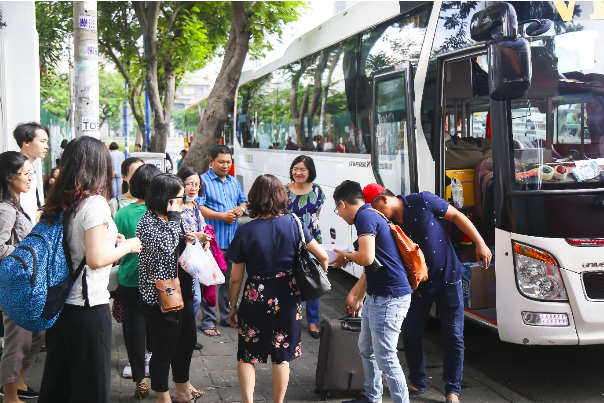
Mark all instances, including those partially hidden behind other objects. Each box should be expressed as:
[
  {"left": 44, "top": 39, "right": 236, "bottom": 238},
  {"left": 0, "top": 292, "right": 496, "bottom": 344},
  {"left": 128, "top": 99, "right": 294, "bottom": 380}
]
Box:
[{"left": 298, "top": 194, "right": 308, "bottom": 209}]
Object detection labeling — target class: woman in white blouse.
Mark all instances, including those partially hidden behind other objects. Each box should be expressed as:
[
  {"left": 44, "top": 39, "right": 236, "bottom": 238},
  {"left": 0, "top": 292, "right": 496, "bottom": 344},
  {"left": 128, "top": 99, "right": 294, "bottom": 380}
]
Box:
[{"left": 37, "top": 136, "right": 142, "bottom": 403}]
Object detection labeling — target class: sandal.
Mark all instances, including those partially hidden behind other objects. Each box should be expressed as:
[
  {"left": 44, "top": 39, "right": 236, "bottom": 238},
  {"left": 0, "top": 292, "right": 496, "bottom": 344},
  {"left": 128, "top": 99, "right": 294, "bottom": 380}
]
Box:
[
  {"left": 134, "top": 379, "right": 149, "bottom": 401},
  {"left": 202, "top": 327, "right": 220, "bottom": 337},
  {"left": 191, "top": 389, "right": 204, "bottom": 400},
  {"left": 173, "top": 389, "right": 204, "bottom": 403}
]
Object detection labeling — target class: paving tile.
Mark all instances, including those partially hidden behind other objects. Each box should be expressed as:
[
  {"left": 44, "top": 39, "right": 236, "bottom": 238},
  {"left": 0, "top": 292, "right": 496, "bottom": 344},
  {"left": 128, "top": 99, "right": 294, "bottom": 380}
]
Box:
[{"left": 3, "top": 269, "right": 528, "bottom": 403}]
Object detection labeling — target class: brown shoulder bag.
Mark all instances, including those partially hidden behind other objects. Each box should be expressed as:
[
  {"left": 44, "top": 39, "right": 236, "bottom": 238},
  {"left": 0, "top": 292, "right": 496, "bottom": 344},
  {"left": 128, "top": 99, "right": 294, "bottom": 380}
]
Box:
[
  {"left": 368, "top": 208, "right": 429, "bottom": 290},
  {"left": 145, "top": 257, "right": 184, "bottom": 313}
]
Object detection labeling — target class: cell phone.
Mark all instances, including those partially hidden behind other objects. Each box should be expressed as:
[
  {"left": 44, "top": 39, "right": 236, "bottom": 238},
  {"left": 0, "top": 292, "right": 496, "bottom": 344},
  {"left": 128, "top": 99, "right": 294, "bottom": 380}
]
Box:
[{"left": 368, "top": 257, "right": 383, "bottom": 272}]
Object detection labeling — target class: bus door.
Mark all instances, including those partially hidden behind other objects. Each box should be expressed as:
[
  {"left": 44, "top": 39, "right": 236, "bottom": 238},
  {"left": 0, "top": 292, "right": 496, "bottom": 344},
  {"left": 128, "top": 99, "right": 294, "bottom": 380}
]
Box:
[
  {"left": 370, "top": 62, "right": 418, "bottom": 195},
  {"left": 439, "top": 52, "right": 499, "bottom": 327}
]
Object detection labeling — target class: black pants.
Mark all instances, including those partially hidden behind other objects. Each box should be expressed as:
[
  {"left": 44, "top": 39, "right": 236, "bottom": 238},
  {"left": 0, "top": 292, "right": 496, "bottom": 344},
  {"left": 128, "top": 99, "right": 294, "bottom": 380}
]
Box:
[
  {"left": 141, "top": 298, "right": 196, "bottom": 392},
  {"left": 38, "top": 304, "right": 112, "bottom": 403},
  {"left": 119, "top": 285, "right": 153, "bottom": 382}
]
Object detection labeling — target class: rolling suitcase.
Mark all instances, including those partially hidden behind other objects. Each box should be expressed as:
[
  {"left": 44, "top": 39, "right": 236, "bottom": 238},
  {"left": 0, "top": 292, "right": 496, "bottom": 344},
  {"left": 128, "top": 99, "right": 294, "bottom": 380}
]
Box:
[{"left": 315, "top": 316, "right": 365, "bottom": 400}]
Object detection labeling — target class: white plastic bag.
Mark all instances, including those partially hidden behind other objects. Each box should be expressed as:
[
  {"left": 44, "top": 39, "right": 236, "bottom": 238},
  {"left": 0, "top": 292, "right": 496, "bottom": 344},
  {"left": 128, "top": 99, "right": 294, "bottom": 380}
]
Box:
[{"left": 178, "top": 242, "right": 225, "bottom": 286}]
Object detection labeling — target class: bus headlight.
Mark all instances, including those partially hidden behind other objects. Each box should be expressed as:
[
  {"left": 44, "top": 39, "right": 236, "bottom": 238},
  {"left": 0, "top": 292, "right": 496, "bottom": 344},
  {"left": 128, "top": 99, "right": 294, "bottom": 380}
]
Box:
[{"left": 513, "top": 242, "right": 568, "bottom": 301}]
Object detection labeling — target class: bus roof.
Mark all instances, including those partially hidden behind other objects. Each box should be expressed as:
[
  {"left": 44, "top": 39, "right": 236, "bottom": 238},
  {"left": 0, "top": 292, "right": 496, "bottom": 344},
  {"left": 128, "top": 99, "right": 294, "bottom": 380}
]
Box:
[{"left": 239, "top": 1, "right": 424, "bottom": 86}]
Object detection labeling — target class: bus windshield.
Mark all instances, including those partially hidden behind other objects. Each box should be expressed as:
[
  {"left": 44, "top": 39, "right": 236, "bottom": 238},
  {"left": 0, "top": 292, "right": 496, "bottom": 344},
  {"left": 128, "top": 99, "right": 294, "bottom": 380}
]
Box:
[{"left": 511, "top": 18, "right": 604, "bottom": 191}]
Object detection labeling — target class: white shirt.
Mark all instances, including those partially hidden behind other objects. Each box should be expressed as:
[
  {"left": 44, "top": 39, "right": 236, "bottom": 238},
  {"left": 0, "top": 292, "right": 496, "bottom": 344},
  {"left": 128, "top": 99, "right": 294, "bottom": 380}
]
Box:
[
  {"left": 111, "top": 150, "right": 125, "bottom": 176},
  {"left": 65, "top": 195, "right": 117, "bottom": 307},
  {"left": 19, "top": 172, "right": 38, "bottom": 223}
]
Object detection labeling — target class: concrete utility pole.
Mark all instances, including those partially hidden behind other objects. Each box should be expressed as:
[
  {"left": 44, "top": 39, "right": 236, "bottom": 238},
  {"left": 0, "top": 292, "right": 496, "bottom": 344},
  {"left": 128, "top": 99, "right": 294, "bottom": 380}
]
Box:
[
  {"left": 124, "top": 81, "right": 129, "bottom": 157},
  {"left": 73, "top": 1, "right": 100, "bottom": 138}
]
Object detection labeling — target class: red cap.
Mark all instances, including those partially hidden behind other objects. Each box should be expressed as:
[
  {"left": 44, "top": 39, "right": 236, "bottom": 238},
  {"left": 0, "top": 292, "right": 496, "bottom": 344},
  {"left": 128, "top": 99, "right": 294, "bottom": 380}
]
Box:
[{"left": 363, "top": 183, "right": 385, "bottom": 204}]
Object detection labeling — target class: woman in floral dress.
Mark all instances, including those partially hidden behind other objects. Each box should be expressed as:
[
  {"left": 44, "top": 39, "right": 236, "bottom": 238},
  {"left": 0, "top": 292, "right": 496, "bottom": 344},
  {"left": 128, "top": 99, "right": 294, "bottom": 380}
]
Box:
[
  {"left": 227, "top": 174, "right": 328, "bottom": 403},
  {"left": 285, "top": 155, "right": 325, "bottom": 338}
]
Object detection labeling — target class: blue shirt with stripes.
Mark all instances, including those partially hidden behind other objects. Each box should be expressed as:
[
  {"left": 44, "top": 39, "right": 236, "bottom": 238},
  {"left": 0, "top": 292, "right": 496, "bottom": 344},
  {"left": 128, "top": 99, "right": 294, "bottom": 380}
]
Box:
[{"left": 199, "top": 170, "right": 248, "bottom": 249}]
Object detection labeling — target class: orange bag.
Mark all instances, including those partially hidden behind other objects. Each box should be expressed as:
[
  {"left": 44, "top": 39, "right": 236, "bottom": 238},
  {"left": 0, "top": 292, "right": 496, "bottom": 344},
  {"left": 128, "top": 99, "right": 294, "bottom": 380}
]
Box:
[{"left": 368, "top": 209, "right": 428, "bottom": 290}]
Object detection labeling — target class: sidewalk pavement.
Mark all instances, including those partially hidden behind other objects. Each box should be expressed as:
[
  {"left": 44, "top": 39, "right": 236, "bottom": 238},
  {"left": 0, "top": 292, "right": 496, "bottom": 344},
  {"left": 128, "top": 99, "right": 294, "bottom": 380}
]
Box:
[{"left": 13, "top": 269, "right": 529, "bottom": 403}]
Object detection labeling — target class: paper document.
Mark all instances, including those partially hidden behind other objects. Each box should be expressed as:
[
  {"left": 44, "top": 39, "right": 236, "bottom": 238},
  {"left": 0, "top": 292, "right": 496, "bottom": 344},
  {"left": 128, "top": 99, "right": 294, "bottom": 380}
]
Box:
[{"left": 320, "top": 244, "right": 351, "bottom": 267}]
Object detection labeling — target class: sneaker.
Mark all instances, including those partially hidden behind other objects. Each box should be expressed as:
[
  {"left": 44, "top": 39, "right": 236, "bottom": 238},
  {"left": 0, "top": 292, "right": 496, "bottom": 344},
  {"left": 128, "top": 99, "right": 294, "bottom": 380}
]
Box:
[
  {"left": 122, "top": 362, "right": 132, "bottom": 379},
  {"left": 145, "top": 351, "right": 152, "bottom": 377},
  {"left": 0, "top": 385, "right": 41, "bottom": 399},
  {"left": 342, "top": 396, "right": 381, "bottom": 403},
  {"left": 17, "top": 386, "right": 39, "bottom": 399}
]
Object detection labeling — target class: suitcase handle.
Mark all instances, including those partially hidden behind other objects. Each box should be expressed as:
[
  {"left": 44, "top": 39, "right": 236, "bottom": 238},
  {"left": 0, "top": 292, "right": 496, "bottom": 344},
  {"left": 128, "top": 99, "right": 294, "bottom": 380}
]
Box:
[{"left": 341, "top": 317, "right": 362, "bottom": 332}]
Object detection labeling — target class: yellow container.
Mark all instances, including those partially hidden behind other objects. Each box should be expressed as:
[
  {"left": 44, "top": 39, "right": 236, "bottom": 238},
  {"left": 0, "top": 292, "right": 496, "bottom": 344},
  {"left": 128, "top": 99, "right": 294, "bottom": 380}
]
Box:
[{"left": 445, "top": 169, "right": 475, "bottom": 206}]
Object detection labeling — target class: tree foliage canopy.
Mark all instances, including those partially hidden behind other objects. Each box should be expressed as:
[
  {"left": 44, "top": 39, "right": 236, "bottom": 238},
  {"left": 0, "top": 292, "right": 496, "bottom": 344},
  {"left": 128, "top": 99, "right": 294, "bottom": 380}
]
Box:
[
  {"left": 37, "top": 1, "right": 306, "bottom": 153},
  {"left": 36, "top": 1, "right": 72, "bottom": 98},
  {"left": 41, "top": 69, "right": 130, "bottom": 131}
]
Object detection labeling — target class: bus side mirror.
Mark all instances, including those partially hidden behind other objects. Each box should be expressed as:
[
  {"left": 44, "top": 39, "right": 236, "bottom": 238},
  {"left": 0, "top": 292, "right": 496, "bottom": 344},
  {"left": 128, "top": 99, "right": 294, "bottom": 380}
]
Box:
[
  {"left": 471, "top": 2, "right": 532, "bottom": 101},
  {"left": 470, "top": 2, "right": 518, "bottom": 42},
  {"left": 488, "top": 38, "right": 531, "bottom": 101}
]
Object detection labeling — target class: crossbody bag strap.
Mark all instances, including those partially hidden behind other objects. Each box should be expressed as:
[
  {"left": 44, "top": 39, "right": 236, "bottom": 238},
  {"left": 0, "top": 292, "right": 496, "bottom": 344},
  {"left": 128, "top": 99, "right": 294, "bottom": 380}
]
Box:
[
  {"left": 290, "top": 214, "right": 306, "bottom": 247},
  {"left": 144, "top": 265, "right": 156, "bottom": 281},
  {"left": 143, "top": 255, "right": 179, "bottom": 282},
  {"left": 366, "top": 207, "right": 390, "bottom": 223},
  {"left": 192, "top": 200, "right": 202, "bottom": 232},
  {"left": 61, "top": 208, "right": 89, "bottom": 304}
]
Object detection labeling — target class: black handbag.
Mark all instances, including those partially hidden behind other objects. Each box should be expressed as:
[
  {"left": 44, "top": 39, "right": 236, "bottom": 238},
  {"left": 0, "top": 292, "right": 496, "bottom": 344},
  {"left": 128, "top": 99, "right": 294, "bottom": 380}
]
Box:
[{"left": 291, "top": 214, "right": 331, "bottom": 300}]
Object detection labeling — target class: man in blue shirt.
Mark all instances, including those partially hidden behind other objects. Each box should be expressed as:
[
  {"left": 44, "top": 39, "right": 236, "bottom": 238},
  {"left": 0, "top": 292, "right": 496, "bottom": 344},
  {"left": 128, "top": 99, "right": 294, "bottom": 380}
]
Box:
[
  {"left": 364, "top": 183, "right": 491, "bottom": 403},
  {"left": 330, "top": 180, "right": 412, "bottom": 403},
  {"left": 198, "top": 145, "right": 248, "bottom": 334}
]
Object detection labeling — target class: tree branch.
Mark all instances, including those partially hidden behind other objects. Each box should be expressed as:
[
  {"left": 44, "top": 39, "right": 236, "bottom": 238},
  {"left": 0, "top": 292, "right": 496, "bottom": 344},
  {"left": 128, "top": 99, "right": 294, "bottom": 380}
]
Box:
[
  {"left": 99, "top": 38, "right": 131, "bottom": 84},
  {"left": 132, "top": 1, "right": 148, "bottom": 34},
  {"left": 118, "top": 14, "right": 140, "bottom": 59},
  {"left": 246, "top": 2, "right": 257, "bottom": 18},
  {"left": 165, "top": 1, "right": 197, "bottom": 32}
]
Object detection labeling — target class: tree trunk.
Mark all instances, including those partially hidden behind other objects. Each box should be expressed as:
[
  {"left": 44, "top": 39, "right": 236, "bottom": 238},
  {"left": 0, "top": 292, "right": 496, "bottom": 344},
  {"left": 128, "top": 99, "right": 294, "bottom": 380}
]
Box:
[
  {"left": 135, "top": 125, "right": 143, "bottom": 145},
  {"left": 149, "top": 67, "right": 176, "bottom": 152},
  {"left": 288, "top": 61, "right": 309, "bottom": 147},
  {"left": 183, "top": 2, "right": 252, "bottom": 173},
  {"left": 318, "top": 47, "right": 343, "bottom": 138},
  {"left": 306, "top": 51, "right": 327, "bottom": 142}
]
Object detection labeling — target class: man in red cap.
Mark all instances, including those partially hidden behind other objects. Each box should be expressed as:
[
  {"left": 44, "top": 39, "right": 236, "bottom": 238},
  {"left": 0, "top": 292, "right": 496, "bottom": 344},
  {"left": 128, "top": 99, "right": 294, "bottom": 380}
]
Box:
[
  {"left": 336, "top": 183, "right": 491, "bottom": 403},
  {"left": 330, "top": 180, "right": 413, "bottom": 403}
]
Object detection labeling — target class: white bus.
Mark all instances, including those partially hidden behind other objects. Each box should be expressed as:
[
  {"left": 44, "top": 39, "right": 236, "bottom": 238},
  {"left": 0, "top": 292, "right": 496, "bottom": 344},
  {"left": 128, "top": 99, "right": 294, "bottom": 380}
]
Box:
[{"left": 233, "top": 1, "right": 604, "bottom": 346}]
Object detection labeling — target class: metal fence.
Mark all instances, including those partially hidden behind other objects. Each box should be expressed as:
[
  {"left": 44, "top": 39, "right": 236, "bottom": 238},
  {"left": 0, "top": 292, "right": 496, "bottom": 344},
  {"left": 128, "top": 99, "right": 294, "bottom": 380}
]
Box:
[{"left": 41, "top": 107, "right": 72, "bottom": 178}]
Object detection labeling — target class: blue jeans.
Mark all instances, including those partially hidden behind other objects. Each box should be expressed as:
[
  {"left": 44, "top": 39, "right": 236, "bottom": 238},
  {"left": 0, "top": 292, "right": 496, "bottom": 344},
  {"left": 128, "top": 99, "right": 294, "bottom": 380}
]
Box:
[
  {"left": 199, "top": 250, "right": 231, "bottom": 329},
  {"left": 403, "top": 280, "right": 464, "bottom": 396},
  {"left": 306, "top": 298, "right": 320, "bottom": 325},
  {"left": 111, "top": 177, "right": 122, "bottom": 198},
  {"left": 193, "top": 279, "right": 202, "bottom": 318},
  {"left": 359, "top": 294, "right": 411, "bottom": 403}
]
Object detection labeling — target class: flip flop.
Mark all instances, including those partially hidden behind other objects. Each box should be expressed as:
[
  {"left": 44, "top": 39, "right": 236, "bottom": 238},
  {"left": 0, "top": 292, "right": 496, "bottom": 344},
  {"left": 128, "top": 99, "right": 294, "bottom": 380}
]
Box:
[{"left": 200, "top": 327, "right": 221, "bottom": 337}]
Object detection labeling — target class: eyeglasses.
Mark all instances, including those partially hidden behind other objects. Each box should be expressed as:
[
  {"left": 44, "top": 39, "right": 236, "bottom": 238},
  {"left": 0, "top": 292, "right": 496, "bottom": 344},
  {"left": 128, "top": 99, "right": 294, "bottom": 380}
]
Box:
[
  {"left": 184, "top": 183, "right": 200, "bottom": 189},
  {"left": 292, "top": 168, "right": 308, "bottom": 173},
  {"left": 18, "top": 171, "right": 34, "bottom": 178},
  {"left": 175, "top": 195, "right": 186, "bottom": 202},
  {"left": 334, "top": 200, "right": 341, "bottom": 216}
]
